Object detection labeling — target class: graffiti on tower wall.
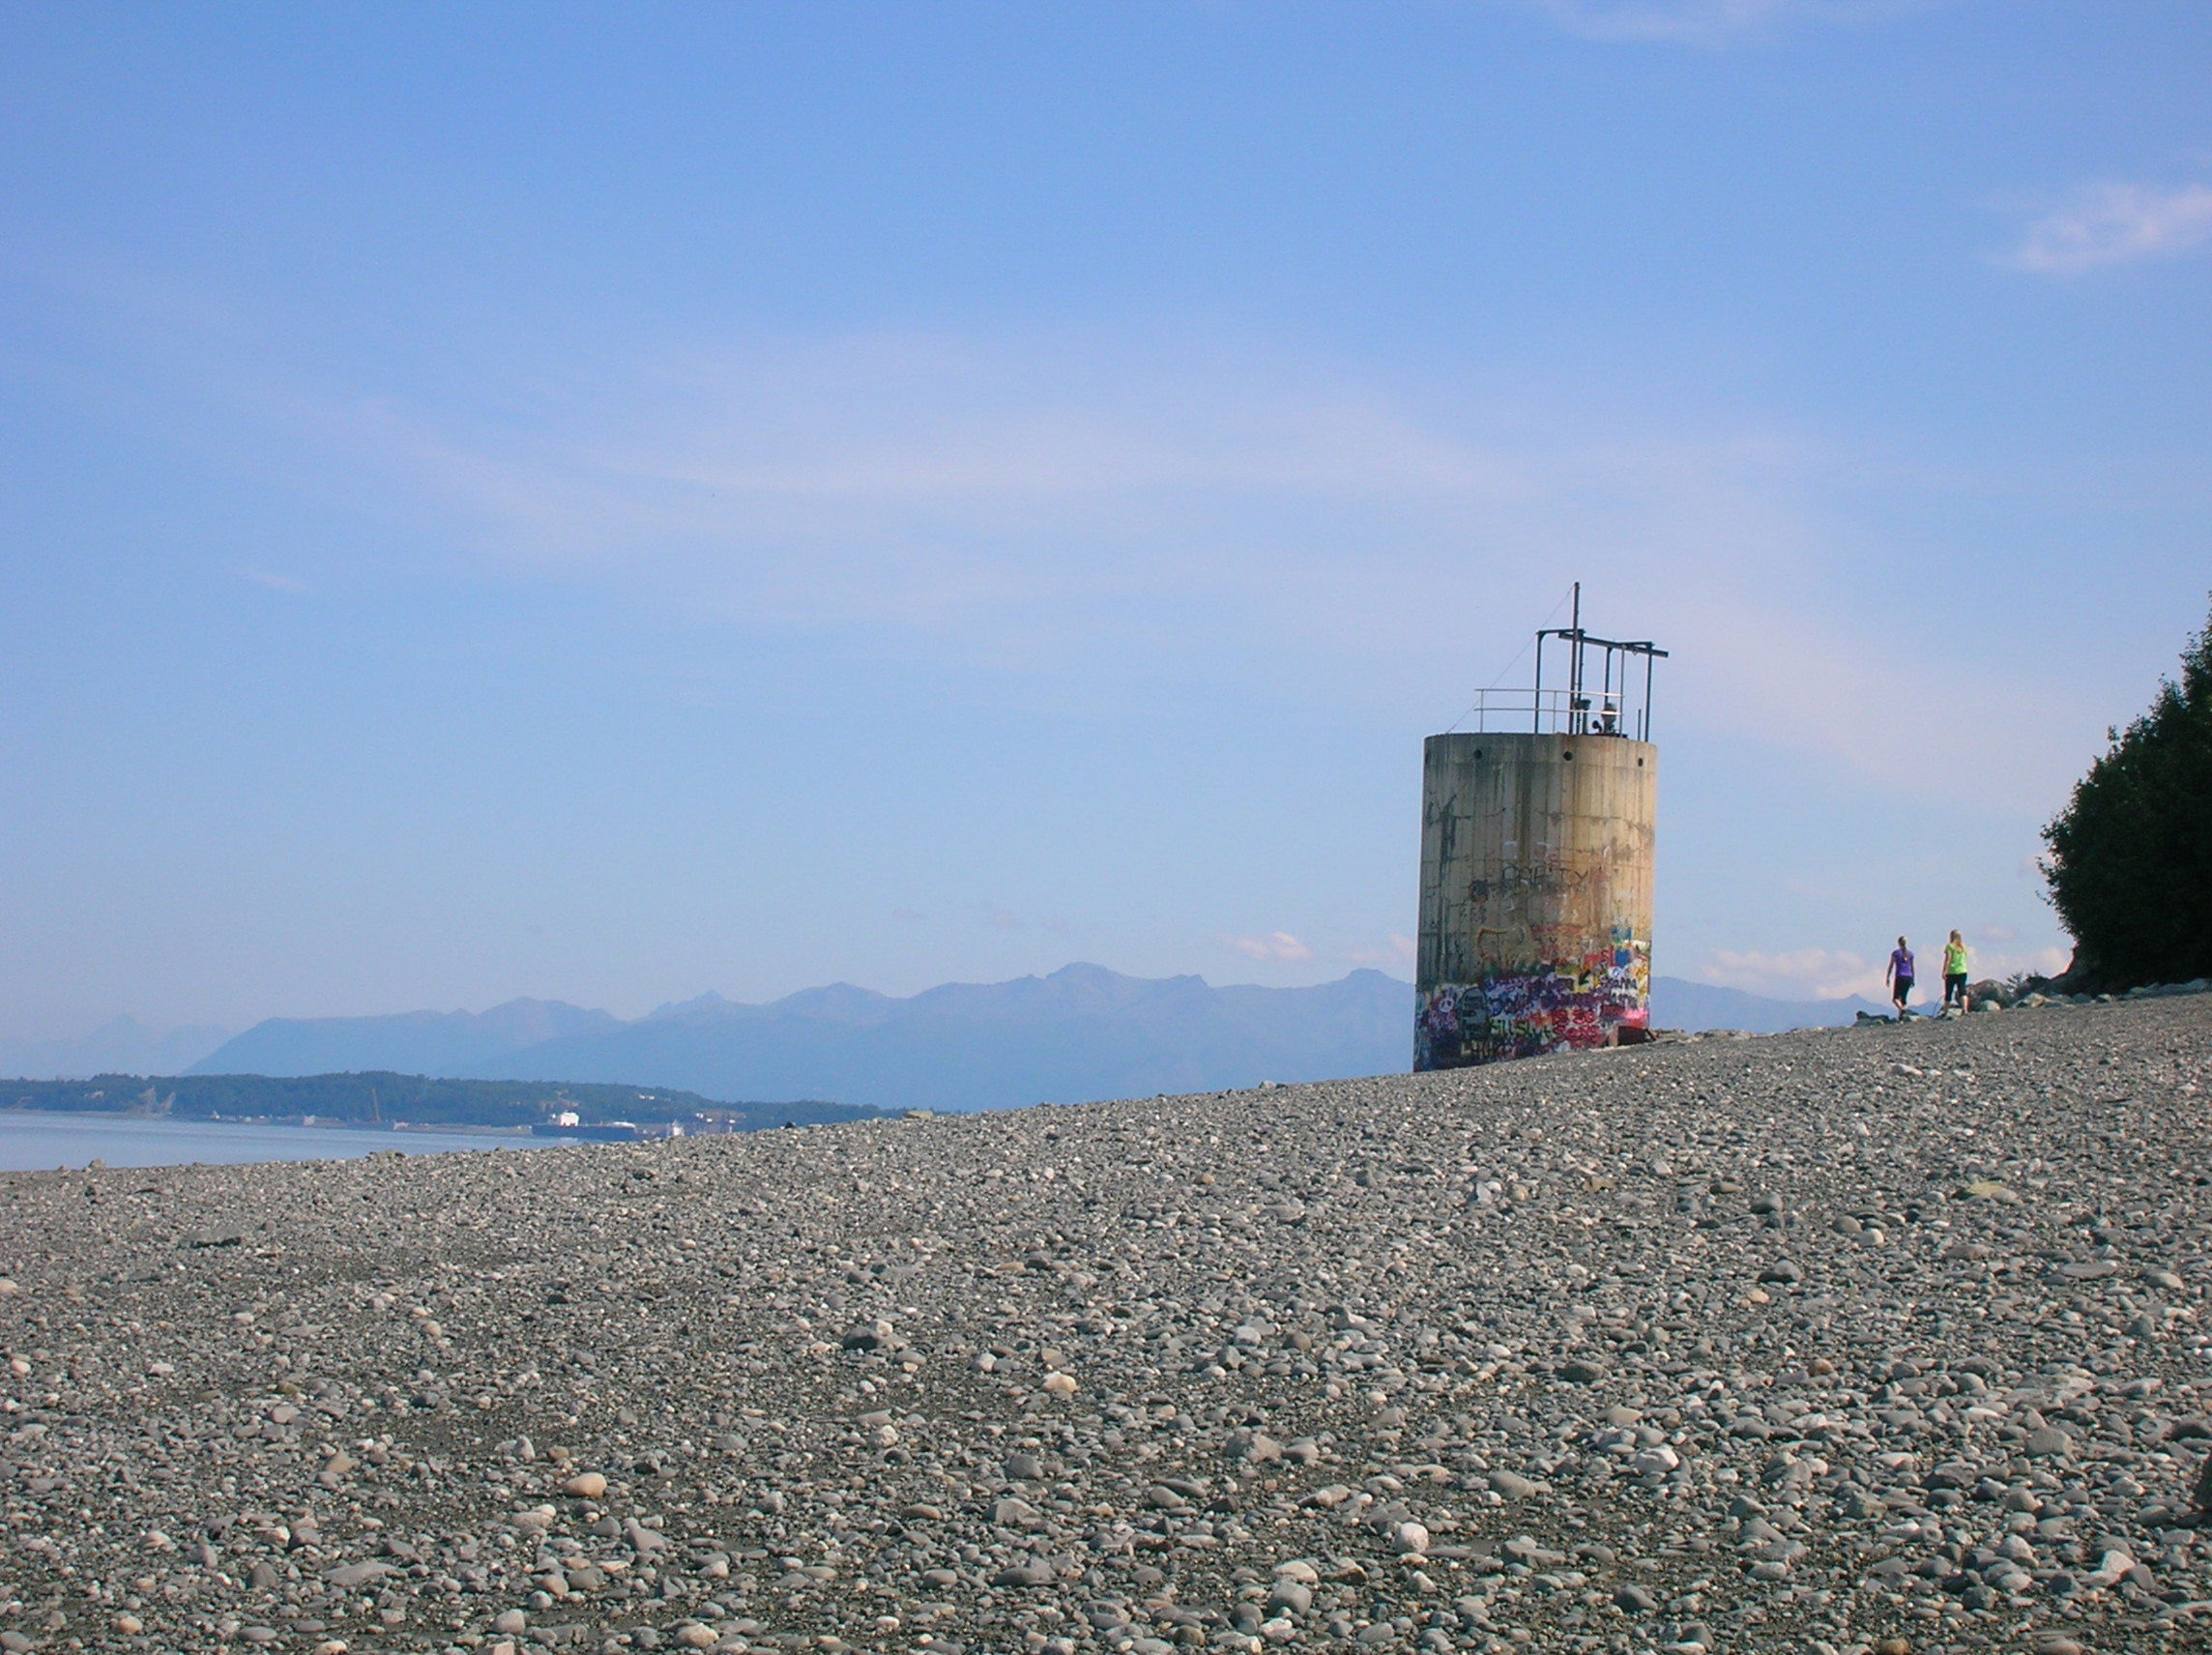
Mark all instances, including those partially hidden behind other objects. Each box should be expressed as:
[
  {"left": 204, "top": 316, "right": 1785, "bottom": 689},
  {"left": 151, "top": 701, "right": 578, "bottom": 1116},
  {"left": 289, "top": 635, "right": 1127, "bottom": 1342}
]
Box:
[{"left": 1412, "top": 926, "right": 1649, "bottom": 1070}]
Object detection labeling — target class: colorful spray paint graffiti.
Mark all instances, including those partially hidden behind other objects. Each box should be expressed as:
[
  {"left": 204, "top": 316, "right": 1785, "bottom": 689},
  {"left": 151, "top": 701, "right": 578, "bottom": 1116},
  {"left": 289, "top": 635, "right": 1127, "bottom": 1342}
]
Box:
[{"left": 1412, "top": 926, "right": 1650, "bottom": 1070}]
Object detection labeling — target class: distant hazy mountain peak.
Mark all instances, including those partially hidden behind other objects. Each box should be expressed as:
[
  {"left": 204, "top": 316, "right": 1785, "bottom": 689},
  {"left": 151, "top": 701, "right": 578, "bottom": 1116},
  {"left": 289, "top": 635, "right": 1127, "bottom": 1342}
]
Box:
[
  {"left": 769, "top": 982, "right": 900, "bottom": 1022},
  {"left": 472, "top": 999, "right": 622, "bottom": 1042},
  {"left": 642, "top": 990, "right": 738, "bottom": 1023},
  {"left": 0, "top": 1017, "right": 232, "bottom": 1082},
  {"left": 1045, "top": 961, "right": 1144, "bottom": 986},
  {"left": 484, "top": 996, "right": 610, "bottom": 1015},
  {"left": 192, "top": 997, "right": 615, "bottom": 1078},
  {"left": 1047, "top": 961, "right": 1210, "bottom": 997}
]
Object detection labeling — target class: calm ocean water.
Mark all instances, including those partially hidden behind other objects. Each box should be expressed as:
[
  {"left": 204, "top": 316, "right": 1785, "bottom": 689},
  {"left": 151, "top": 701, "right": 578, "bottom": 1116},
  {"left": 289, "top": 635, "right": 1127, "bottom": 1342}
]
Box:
[{"left": 0, "top": 1111, "right": 568, "bottom": 1172}]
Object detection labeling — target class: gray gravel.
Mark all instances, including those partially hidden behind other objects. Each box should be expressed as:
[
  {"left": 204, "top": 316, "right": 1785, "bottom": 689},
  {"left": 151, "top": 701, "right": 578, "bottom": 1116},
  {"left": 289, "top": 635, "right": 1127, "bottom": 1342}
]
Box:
[{"left": 3, "top": 995, "right": 2210, "bottom": 1655}]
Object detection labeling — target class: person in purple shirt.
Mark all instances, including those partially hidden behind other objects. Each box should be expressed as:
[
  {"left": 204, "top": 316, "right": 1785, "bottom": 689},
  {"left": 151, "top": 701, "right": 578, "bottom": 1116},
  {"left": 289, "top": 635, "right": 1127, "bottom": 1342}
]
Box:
[{"left": 1886, "top": 937, "right": 1915, "bottom": 1017}]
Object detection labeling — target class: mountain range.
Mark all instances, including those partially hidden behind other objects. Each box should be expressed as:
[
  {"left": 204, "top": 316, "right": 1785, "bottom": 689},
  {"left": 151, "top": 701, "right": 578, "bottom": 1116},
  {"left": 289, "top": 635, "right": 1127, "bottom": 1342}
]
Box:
[
  {"left": 152, "top": 966, "right": 1894, "bottom": 1113},
  {"left": 194, "top": 966, "right": 1409, "bottom": 1114}
]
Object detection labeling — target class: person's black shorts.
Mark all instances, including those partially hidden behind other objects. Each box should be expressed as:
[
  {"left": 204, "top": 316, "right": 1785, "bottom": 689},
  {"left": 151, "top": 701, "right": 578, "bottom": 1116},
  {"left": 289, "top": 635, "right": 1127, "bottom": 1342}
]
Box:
[
  {"left": 1893, "top": 978, "right": 1914, "bottom": 1002},
  {"left": 1944, "top": 973, "right": 1967, "bottom": 998}
]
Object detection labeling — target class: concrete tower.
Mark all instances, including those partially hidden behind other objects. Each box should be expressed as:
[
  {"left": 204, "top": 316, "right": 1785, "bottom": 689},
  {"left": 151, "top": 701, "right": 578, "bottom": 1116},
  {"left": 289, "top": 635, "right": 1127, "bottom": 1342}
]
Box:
[{"left": 1414, "top": 593, "right": 1665, "bottom": 1070}]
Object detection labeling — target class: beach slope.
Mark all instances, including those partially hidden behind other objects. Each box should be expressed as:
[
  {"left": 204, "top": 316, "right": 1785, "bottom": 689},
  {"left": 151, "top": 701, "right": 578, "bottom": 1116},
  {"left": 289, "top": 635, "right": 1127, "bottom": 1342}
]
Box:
[{"left": 2, "top": 997, "right": 2208, "bottom": 1654}]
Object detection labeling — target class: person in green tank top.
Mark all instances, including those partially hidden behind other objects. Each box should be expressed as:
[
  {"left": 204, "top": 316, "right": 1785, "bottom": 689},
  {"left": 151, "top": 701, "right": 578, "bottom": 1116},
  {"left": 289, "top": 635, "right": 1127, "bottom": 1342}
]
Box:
[{"left": 1942, "top": 930, "right": 1970, "bottom": 1008}]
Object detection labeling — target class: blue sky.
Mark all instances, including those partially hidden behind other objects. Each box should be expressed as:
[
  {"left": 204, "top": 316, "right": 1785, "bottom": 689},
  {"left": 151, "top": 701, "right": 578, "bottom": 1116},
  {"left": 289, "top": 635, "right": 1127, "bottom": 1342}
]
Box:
[{"left": 3, "top": 0, "right": 2208, "bottom": 1038}]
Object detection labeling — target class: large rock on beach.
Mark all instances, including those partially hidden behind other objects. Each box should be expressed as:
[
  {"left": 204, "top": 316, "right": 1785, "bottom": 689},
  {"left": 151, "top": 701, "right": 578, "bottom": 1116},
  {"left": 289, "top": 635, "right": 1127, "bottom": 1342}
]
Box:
[{"left": 1, "top": 995, "right": 2209, "bottom": 1653}]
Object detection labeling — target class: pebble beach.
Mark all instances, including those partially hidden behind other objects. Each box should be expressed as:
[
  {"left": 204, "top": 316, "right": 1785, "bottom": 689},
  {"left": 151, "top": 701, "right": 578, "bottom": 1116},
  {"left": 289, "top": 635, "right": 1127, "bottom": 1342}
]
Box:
[{"left": 2, "top": 995, "right": 2208, "bottom": 1655}]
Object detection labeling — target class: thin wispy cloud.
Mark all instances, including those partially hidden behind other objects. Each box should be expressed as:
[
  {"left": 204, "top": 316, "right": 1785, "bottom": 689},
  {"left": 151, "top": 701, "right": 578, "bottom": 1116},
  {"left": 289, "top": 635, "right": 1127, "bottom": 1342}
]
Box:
[
  {"left": 1527, "top": 0, "right": 1935, "bottom": 46},
  {"left": 2009, "top": 181, "right": 2212, "bottom": 275},
  {"left": 40, "top": 276, "right": 2095, "bottom": 817},
  {"left": 1347, "top": 934, "right": 1417, "bottom": 969},
  {"left": 272, "top": 332, "right": 2091, "bottom": 814},
  {"left": 1701, "top": 947, "right": 1879, "bottom": 1000},
  {"left": 238, "top": 567, "right": 309, "bottom": 595},
  {"left": 1224, "top": 931, "right": 1315, "bottom": 963}
]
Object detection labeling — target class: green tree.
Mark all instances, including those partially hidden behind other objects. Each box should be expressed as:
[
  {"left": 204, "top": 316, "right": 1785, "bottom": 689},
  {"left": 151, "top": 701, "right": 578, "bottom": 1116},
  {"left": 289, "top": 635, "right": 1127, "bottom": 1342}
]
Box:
[{"left": 2041, "top": 597, "right": 2212, "bottom": 990}]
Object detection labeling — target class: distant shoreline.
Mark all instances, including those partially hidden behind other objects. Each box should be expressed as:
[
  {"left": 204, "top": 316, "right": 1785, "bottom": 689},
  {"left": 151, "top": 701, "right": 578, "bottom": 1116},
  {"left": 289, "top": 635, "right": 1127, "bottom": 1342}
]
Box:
[
  {"left": 0, "top": 1105, "right": 542, "bottom": 1137},
  {"left": 0, "top": 1108, "right": 567, "bottom": 1173}
]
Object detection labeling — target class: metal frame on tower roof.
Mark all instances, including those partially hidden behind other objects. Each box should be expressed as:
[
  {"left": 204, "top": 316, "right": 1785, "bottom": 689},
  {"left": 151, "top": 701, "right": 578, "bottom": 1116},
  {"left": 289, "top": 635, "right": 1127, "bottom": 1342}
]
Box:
[
  {"left": 1455, "top": 583, "right": 1669, "bottom": 740},
  {"left": 1532, "top": 583, "right": 1668, "bottom": 740}
]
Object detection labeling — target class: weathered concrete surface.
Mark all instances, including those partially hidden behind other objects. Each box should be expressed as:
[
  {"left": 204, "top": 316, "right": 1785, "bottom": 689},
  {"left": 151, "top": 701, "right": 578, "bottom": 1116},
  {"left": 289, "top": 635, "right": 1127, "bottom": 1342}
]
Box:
[
  {"left": 1416, "top": 733, "right": 1657, "bottom": 1069},
  {"left": 1, "top": 995, "right": 2209, "bottom": 1655}
]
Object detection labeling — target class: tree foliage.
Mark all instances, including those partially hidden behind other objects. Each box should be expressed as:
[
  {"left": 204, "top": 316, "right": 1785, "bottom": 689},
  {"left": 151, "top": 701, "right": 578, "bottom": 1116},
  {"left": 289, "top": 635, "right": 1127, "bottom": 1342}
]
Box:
[{"left": 2042, "top": 598, "right": 2212, "bottom": 990}]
